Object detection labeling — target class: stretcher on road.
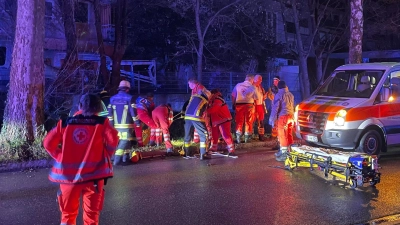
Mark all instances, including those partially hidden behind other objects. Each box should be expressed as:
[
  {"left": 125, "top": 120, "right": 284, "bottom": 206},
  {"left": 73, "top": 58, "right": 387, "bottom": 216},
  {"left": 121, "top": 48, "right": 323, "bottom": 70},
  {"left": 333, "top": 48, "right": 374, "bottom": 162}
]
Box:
[{"left": 284, "top": 144, "right": 381, "bottom": 189}]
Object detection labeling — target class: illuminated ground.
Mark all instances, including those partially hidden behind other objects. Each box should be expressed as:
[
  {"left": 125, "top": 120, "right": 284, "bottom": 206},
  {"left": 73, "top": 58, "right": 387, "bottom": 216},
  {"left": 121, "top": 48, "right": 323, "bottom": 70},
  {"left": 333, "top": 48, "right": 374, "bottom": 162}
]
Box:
[{"left": 1, "top": 147, "right": 400, "bottom": 225}]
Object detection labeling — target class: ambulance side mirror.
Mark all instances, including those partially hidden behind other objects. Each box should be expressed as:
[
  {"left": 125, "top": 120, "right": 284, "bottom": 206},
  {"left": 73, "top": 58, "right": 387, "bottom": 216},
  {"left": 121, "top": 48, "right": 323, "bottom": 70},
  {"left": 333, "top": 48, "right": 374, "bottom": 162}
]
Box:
[{"left": 380, "top": 86, "right": 390, "bottom": 102}]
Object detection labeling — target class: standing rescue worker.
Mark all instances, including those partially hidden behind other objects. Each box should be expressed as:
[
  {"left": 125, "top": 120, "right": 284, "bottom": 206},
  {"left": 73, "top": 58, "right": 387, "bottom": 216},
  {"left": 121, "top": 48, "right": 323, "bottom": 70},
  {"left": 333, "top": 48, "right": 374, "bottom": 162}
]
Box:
[
  {"left": 188, "top": 78, "right": 212, "bottom": 144},
  {"left": 231, "top": 74, "right": 258, "bottom": 143},
  {"left": 152, "top": 103, "right": 177, "bottom": 156},
  {"left": 267, "top": 76, "right": 280, "bottom": 149},
  {"left": 184, "top": 79, "right": 210, "bottom": 160},
  {"left": 207, "top": 89, "right": 236, "bottom": 156},
  {"left": 43, "top": 94, "right": 119, "bottom": 225},
  {"left": 136, "top": 92, "right": 157, "bottom": 146},
  {"left": 253, "top": 74, "right": 268, "bottom": 141},
  {"left": 108, "top": 80, "right": 142, "bottom": 165},
  {"left": 269, "top": 80, "right": 295, "bottom": 162}
]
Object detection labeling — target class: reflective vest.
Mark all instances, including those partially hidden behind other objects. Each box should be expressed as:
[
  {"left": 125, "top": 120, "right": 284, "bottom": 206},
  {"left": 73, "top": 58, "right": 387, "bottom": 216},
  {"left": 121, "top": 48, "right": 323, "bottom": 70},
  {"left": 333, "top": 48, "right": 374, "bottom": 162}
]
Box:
[{"left": 108, "top": 91, "right": 139, "bottom": 129}]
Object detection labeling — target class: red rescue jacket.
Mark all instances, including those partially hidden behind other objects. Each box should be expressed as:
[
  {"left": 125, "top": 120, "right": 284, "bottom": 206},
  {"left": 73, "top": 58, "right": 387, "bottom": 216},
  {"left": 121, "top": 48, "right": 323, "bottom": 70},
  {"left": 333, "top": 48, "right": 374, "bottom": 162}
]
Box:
[
  {"left": 43, "top": 115, "right": 119, "bottom": 184},
  {"left": 207, "top": 95, "right": 232, "bottom": 127}
]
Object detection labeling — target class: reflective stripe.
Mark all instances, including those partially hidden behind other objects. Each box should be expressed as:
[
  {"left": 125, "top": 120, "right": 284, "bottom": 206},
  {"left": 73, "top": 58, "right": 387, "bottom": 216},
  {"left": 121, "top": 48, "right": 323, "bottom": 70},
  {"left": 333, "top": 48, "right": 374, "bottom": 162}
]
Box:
[
  {"left": 112, "top": 105, "right": 118, "bottom": 124},
  {"left": 114, "top": 124, "right": 135, "bottom": 128},
  {"left": 121, "top": 105, "right": 128, "bottom": 124}
]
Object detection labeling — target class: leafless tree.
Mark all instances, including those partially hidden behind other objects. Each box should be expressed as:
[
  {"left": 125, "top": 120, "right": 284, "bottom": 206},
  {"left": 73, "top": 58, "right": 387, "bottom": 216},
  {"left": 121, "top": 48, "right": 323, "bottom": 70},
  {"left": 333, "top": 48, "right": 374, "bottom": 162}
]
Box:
[
  {"left": 1, "top": 0, "right": 45, "bottom": 159},
  {"left": 348, "top": 0, "right": 363, "bottom": 63}
]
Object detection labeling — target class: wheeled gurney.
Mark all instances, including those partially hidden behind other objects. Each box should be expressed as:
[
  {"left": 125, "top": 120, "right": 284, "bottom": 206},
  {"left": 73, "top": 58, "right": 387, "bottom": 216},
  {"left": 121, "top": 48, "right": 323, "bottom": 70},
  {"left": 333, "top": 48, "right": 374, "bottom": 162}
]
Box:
[{"left": 284, "top": 144, "right": 381, "bottom": 189}]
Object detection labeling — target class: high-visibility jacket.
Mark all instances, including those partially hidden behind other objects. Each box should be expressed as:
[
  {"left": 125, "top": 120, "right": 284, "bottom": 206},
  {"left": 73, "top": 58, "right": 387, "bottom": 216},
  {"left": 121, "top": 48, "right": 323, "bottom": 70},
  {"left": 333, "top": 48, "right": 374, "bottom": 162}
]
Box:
[
  {"left": 43, "top": 115, "right": 119, "bottom": 184},
  {"left": 184, "top": 94, "right": 208, "bottom": 122},
  {"left": 108, "top": 91, "right": 140, "bottom": 129}
]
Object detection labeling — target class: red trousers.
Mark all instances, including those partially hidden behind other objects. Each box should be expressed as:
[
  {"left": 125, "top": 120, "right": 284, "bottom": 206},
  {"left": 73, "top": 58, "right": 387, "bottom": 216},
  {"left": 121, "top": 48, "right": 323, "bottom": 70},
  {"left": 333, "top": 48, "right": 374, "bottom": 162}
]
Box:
[
  {"left": 137, "top": 109, "right": 157, "bottom": 142},
  {"left": 152, "top": 107, "right": 172, "bottom": 149},
  {"left": 254, "top": 104, "right": 265, "bottom": 135},
  {"left": 209, "top": 121, "right": 235, "bottom": 152},
  {"left": 277, "top": 115, "right": 294, "bottom": 148},
  {"left": 58, "top": 180, "right": 105, "bottom": 225},
  {"left": 235, "top": 104, "right": 255, "bottom": 135}
]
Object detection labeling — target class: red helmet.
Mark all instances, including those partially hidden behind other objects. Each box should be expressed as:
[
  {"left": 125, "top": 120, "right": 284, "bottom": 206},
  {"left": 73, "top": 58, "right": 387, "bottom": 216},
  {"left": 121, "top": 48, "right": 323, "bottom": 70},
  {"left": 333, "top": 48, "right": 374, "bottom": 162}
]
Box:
[{"left": 130, "top": 151, "right": 141, "bottom": 163}]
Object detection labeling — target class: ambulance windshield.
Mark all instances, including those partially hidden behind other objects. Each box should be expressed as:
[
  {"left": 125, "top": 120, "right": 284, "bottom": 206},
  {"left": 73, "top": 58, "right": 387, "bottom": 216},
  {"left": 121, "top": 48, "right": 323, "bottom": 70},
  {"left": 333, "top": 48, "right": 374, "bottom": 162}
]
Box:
[{"left": 314, "top": 70, "right": 384, "bottom": 98}]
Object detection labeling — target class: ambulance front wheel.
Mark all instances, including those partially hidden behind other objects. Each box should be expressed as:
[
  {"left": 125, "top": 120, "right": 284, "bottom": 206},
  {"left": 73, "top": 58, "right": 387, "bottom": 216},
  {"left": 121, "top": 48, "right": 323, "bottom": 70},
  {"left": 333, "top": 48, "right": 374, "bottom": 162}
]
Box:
[{"left": 357, "top": 130, "right": 382, "bottom": 156}]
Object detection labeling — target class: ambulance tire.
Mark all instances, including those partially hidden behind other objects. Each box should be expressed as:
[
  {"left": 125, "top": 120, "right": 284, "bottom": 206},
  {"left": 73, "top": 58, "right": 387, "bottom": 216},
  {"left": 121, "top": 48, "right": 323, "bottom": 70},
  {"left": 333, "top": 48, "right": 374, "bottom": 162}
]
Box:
[{"left": 357, "top": 130, "right": 382, "bottom": 156}]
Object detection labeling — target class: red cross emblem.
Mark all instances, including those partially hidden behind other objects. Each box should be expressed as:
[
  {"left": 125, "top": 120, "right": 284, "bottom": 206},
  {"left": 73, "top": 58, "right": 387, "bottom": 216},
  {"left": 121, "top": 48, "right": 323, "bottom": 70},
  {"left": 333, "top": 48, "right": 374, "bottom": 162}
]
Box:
[{"left": 73, "top": 128, "right": 89, "bottom": 144}]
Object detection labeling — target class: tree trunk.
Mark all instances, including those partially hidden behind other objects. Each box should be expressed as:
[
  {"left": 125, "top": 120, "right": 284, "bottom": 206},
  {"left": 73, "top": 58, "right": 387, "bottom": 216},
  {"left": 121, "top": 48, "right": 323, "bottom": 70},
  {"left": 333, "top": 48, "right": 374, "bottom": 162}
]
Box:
[
  {"left": 111, "top": 0, "right": 127, "bottom": 94},
  {"left": 59, "top": 0, "right": 78, "bottom": 69},
  {"left": 291, "top": 0, "right": 311, "bottom": 98},
  {"left": 94, "top": 0, "right": 110, "bottom": 90},
  {"left": 194, "top": 0, "right": 203, "bottom": 83},
  {"left": 349, "top": 0, "right": 363, "bottom": 64},
  {"left": 2, "top": 0, "right": 45, "bottom": 159}
]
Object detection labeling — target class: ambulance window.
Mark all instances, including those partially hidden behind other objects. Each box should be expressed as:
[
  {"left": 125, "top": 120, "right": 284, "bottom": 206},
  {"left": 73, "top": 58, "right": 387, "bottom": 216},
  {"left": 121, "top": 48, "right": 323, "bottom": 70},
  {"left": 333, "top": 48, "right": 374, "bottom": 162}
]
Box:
[
  {"left": 0, "top": 47, "right": 5, "bottom": 66},
  {"left": 390, "top": 72, "right": 400, "bottom": 99}
]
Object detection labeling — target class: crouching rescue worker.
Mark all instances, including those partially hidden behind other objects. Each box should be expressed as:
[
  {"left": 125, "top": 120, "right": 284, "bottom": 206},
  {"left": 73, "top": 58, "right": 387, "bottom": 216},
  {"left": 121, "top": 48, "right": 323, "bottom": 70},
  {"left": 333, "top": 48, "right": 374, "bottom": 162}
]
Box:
[
  {"left": 109, "top": 80, "right": 142, "bottom": 165},
  {"left": 136, "top": 92, "right": 157, "bottom": 146},
  {"left": 43, "top": 93, "right": 119, "bottom": 225},
  {"left": 269, "top": 80, "right": 295, "bottom": 161},
  {"left": 152, "top": 103, "right": 178, "bottom": 156},
  {"left": 184, "top": 88, "right": 210, "bottom": 160},
  {"left": 207, "top": 89, "right": 236, "bottom": 156}
]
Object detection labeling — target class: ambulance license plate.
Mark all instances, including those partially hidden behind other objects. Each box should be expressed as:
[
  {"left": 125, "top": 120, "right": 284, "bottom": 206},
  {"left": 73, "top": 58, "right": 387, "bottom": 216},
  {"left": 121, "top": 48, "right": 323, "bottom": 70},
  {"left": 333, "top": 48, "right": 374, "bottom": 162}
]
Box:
[{"left": 306, "top": 135, "right": 318, "bottom": 142}]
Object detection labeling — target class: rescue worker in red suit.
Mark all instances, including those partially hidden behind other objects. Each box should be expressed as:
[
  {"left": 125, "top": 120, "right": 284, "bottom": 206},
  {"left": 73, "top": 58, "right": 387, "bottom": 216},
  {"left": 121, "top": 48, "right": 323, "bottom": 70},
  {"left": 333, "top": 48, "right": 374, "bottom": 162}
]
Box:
[
  {"left": 108, "top": 80, "right": 142, "bottom": 165},
  {"left": 188, "top": 78, "right": 212, "bottom": 144},
  {"left": 253, "top": 74, "right": 268, "bottom": 141},
  {"left": 269, "top": 80, "right": 295, "bottom": 162},
  {"left": 184, "top": 86, "right": 210, "bottom": 160},
  {"left": 43, "top": 94, "right": 119, "bottom": 225},
  {"left": 152, "top": 103, "right": 178, "bottom": 156},
  {"left": 207, "top": 89, "right": 236, "bottom": 156},
  {"left": 136, "top": 92, "right": 157, "bottom": 146},
  {"left": 231, "top": 74, "right": 258, "bottom": 143}
]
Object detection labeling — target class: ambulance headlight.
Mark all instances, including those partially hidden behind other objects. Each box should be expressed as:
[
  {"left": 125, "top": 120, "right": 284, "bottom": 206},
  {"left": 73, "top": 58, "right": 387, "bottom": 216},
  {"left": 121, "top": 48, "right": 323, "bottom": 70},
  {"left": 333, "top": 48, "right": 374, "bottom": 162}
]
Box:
[{"left": 334, "top": 109, "right": 347, "bottom": 126}]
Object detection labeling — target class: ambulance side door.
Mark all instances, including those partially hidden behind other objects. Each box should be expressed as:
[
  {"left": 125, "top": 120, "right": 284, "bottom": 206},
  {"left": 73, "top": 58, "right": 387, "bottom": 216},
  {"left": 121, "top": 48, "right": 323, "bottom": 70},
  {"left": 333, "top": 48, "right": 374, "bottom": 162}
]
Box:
[{"left": 379, "top": 71, "right": 400, "bottom": 146}]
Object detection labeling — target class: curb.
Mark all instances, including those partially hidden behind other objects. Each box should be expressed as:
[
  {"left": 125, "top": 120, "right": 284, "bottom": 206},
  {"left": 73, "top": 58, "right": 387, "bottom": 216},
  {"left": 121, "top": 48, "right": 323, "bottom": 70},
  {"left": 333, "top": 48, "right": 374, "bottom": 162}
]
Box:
[
  {"left": 0, "top": 139, "right": 304, "bottom": 174},
  {"left": 0, "top": 159, "right": 54, "bottom": 173}
]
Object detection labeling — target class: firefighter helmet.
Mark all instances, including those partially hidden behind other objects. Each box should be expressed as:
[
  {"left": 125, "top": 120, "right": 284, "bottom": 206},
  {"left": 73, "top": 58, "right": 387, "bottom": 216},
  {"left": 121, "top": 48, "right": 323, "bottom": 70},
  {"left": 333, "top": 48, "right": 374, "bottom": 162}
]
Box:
[{"left": 130, "top": 151, "right": 141, "bottom": 163}]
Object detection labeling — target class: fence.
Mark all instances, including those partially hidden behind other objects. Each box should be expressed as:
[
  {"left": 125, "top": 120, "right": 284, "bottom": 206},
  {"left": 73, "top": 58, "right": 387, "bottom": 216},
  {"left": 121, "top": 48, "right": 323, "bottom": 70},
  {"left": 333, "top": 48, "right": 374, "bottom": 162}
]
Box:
[{"left": 152, "top": 71, "right": 302, "bottom": 107}]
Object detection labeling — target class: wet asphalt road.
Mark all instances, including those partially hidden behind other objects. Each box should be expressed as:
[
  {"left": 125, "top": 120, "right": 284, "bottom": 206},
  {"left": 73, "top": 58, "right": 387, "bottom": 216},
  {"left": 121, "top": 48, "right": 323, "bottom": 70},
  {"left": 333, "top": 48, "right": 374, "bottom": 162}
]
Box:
[{"left": 1, "top": 148, "right": 400, "bottom": 225}]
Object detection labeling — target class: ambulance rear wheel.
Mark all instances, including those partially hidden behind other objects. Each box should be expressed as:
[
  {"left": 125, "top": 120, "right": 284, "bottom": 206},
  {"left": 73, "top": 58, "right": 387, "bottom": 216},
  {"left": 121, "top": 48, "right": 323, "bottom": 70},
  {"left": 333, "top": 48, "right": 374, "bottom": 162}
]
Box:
[{"left": 357, "top": 130, "right": 382, "bottom": 156}]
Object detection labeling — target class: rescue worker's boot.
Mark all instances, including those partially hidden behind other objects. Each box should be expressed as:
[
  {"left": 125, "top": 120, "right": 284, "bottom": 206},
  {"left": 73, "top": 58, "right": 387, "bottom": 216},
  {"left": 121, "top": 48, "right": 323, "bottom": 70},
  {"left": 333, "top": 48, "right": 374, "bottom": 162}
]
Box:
[
  {"left": 236, "top": 133, "right": 241, "bottom": 144},
  {"left": 259, "top": 134, "right": 265, "bottom": 141},
  {"left": 199, "top": 147, "right": 210, "bottom": 160},
  {"left": 184, "top": 147, "right": 191, "bottom": 157},
  {"left": 113, "top": 155, "right": 122, "bottom": 166},
  {"left": 122, "top": 153, "right": 130, "bottom": 163},
  {"left": 244, "top": 135, "right": 251, "bottom": 143},
  {"left": 276, "top": 147, "right": 287, "bottom": 162},
  {"left": 166, "top": 148, "right": 179, "bottom": 157}
]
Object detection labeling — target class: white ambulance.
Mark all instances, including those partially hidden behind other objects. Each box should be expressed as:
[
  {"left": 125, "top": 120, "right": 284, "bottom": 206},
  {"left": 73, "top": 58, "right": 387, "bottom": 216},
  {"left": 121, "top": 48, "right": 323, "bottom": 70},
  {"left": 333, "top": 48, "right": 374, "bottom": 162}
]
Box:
[{"left": 295, "top": 62, "right": 400, "bottom": 155}]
